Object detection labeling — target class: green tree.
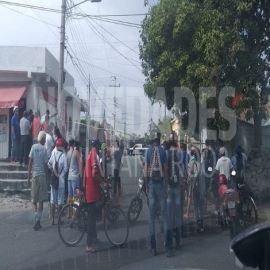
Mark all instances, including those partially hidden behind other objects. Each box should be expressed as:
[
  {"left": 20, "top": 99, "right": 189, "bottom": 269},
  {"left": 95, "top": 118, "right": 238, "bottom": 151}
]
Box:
[
  {"left": 157, "top": 116, "right": 172, "bottom": 141},
  {"left": 140, "top": 0, "right": 270, "bottom": 146}
]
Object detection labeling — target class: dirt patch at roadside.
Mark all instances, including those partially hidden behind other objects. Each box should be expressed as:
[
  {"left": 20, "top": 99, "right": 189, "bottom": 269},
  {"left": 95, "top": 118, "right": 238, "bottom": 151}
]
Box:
[{"left": 0, "top": 193, "right": 32, "bottom": 214}]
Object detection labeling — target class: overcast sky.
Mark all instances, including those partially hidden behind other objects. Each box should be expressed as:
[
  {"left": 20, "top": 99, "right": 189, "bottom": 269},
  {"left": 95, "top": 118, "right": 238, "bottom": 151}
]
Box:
[{"left": 0, "top": 0, "right": 170, "bottom": 137}]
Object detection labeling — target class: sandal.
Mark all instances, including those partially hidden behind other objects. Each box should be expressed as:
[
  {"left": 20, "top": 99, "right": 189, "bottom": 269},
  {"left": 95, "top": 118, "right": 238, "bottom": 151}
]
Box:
[
  {"left": 183, "top": 214, "right": 189, "bottom": 219},
  {"left": 86, "top": 247, "right": 98, "bottom": 253},
  {"left": 50, "top": 220, "right": 55, "bottom": 225}
]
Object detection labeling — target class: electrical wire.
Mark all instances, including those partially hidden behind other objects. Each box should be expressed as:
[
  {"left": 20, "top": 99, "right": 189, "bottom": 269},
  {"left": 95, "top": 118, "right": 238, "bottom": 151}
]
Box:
[
  {"left": 75, "top": 7, "right": 141, "bottom": 71},
  {"left": 23, "top": 0, "right": 59, "bottom": 39},
  {"left": 70, "top": 55, "right": 143, "bottom": 84},
  {"left": 76, "top": 6, "right": 140, "bottom": 56},
  {"left": 0, "top": 3, "right": 59, "bottom": 27}
]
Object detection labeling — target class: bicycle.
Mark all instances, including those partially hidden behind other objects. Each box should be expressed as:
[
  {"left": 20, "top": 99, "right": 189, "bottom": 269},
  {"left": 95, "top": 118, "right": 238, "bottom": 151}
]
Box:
[
  {"left": 57, "top": 175, "right": 129, "bottom": 247},
  {"left": 127, "top": 156, "right": 161, "bottom": 224},
  {"left": 237, "top": 183, "right": 258, "bottom": 226},
  {"left": 127, "top": 175, "right": 161, "bottom": 224}
]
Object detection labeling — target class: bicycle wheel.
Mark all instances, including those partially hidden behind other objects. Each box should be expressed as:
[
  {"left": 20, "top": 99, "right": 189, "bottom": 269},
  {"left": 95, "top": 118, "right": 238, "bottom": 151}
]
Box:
[
  {"left": 127, "top": 196, "right": 142, "bottom": 224},
  {"left": 104, "top": 206, "right": 129, "bottom": 246},
  {"left": 241, "top": 196, "right": 258, "bottom": 226},
  {"left": 58, "top": 203, "right": 86, "bottom": 247}
]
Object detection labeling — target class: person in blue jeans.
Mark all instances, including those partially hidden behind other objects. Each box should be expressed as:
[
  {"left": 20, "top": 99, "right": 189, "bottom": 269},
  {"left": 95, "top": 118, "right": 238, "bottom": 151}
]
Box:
[
  {"left": 144, "top": 129, "right": 172, "bottom": 258},
  {"left": 166, "top": 139, "right": 183, "bottom": 250},
  {"left": 11, "top": 106, "right": 20, "bottom": 164}
]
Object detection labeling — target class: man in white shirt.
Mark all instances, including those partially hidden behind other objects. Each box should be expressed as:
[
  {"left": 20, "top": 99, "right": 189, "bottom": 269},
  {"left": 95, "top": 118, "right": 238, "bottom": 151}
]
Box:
[
  {"left": 44, "top": 126, "right": 54, "bottom": 161},
  {"left": 215, "top": 147, "right": 233, "bottom": 180},
  {"left": 40, "top": 109, "right": 58, "bottom": 124},
  {"left": 48, "top": 138, "right": 68, "bottom": 225},
  {"left": 214, "top": 147, "right": 233, "bottom": 214},
  {"left": 20, "top": 111, "right": 31, "bottom": 166}
]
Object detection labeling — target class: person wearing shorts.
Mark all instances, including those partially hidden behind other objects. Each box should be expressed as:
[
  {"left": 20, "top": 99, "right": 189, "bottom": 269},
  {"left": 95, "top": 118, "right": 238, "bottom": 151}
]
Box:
[
  {"left": 48, "top": 138, "right": 68, "bottom": 225},
  {"left": 28, "top": 131, "right": 48, "bottom": 230},
  {"left": 66, "top": 138, "right": 81, "bottom": 197}
]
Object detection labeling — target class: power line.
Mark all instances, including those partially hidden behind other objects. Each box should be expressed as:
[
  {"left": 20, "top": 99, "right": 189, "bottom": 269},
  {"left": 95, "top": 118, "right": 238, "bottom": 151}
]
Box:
[
  {"left": 23, "top": 0, "right": 59, "bottom": 38},
  {"left": 76, "top": 6, "right": 140, "bottom": 55},
  {"left": 70, "top": 55, "right": 144, "bottom": 83},
  {"left": 73, "top": 14, "right": 141, "bottom": 28},
  {"left": 0, "top": 3, "right": 59, "bottom": 27},
  {"left": 73, "top": 7, "right": 141, "bottom": 71}
]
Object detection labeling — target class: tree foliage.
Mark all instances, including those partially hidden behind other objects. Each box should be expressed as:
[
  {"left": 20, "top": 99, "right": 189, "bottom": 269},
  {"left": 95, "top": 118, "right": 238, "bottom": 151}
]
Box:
[{"left": 139, "top": 0, "right": 270, "bottom": 146}]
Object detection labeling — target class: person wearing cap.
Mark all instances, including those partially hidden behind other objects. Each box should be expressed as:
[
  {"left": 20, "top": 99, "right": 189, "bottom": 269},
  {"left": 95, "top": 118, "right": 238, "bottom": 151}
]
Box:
[
  {"left": 19, "top": 110, "right": 31, "bottom": 166},
  {"left": 84, "top": 139, "right": 107, "bottom": 253},
  {"left": 27, "top": 109, "right": 34, "bottom": 123},
  {"left": 10, "top": 106, "right": 20, "bottom": 164},
  {"left": 214, "top": 147, "right": 234, "bottom": 214},
  {"left": 66, "top": 138, "right": 81, "bottom": 197},
  {"left": 144, "top": 127, "right": 171, "bottom": 257},
  {"left": 47, "top": 138, "right": 68, "bottom": 225},
  {"left": 28, "top": 131, "right": 48, "bottom": 230}
]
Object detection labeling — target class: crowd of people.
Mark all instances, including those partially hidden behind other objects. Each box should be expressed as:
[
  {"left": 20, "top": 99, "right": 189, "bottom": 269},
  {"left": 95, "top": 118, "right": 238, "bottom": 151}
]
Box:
[
  {"left": 26, "top": 124, "right": 124, "bottom": 253},
  {"left": 144, "top": 131, "right": 247, "bottom": 258},
  {"left": 23, "top": 108, "right": 246, "bottom": 257},
  {"left": 27, "top": 129, "right": 84, "bottom": 229},
  {"left": 10, "top": 107, "right": 57, "bottom": 166}
]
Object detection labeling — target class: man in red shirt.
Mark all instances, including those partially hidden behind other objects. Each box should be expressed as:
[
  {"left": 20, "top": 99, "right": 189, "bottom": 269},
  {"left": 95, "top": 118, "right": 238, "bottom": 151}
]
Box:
[{"left": 84, "top": 139, "right": 107, "bottom": 253}]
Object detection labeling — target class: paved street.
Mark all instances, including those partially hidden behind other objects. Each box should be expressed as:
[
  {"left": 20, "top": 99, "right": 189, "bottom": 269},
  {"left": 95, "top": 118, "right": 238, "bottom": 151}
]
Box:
[{"left": 0, "top": 156, "right": 261, "bottom": 270}]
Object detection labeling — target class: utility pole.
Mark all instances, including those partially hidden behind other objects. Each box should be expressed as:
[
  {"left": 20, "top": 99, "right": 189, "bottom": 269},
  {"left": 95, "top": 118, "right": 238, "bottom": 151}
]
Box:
[
  {"left": 85, "top": 74, "right": 91, "bottom": 159},
  {"left": 122, "top": 112, "right": 127, "bottom": 144},
  {"left": 109, "top": 76, "right": 120, "bottom": 147},
  {"left": 57, "top": 0, "right": 66, "bottom": 130},
  {"left": 57, "top": 0, "right": 101, "bottom": 137}
]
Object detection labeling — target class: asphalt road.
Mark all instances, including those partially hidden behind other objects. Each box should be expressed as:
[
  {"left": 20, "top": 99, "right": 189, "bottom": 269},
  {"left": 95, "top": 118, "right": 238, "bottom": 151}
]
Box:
[{"left": 0, "top": 155, "right": 257, "bottom": 270}]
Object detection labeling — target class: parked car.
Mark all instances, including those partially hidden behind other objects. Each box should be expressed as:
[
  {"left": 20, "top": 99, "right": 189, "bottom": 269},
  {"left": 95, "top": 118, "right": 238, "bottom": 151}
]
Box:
[{"left": 128, "top": 144, "right": 148, "bottom": 156}]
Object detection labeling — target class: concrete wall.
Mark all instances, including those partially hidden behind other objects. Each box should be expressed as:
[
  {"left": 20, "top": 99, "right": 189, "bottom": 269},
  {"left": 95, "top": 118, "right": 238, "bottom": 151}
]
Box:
[
  {"left": 0, "top": 46, "right": 46, "bottom": 73},
  {"left": 233, "top": 120, "right": 270, "bottom": 154}
]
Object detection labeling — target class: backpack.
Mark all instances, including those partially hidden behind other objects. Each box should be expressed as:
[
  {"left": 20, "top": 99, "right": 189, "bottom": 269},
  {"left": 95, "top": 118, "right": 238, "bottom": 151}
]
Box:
[
  {"left": 168, "top": 149, "right": 180, "bottom": 187},
  {"left": 148, "top": 146, "right": 163, "bottom": 181},
  {"left": 51, "top": 152, "right": 63, "bottom": 190}
]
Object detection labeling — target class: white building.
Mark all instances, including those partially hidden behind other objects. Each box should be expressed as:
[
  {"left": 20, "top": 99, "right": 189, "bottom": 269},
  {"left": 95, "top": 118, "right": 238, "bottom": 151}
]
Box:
[{"left": 0, "top": 46, "right": 83, "bottom": 160}]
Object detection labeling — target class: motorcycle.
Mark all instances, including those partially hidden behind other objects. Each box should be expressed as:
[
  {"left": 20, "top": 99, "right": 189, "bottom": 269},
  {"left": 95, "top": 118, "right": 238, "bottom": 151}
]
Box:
[
  {"left": 127, "top": 175, "right": 161, "bottom": 224},
  {"left": 213, "top": 173, "right": 245, "bottom": 239}
]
